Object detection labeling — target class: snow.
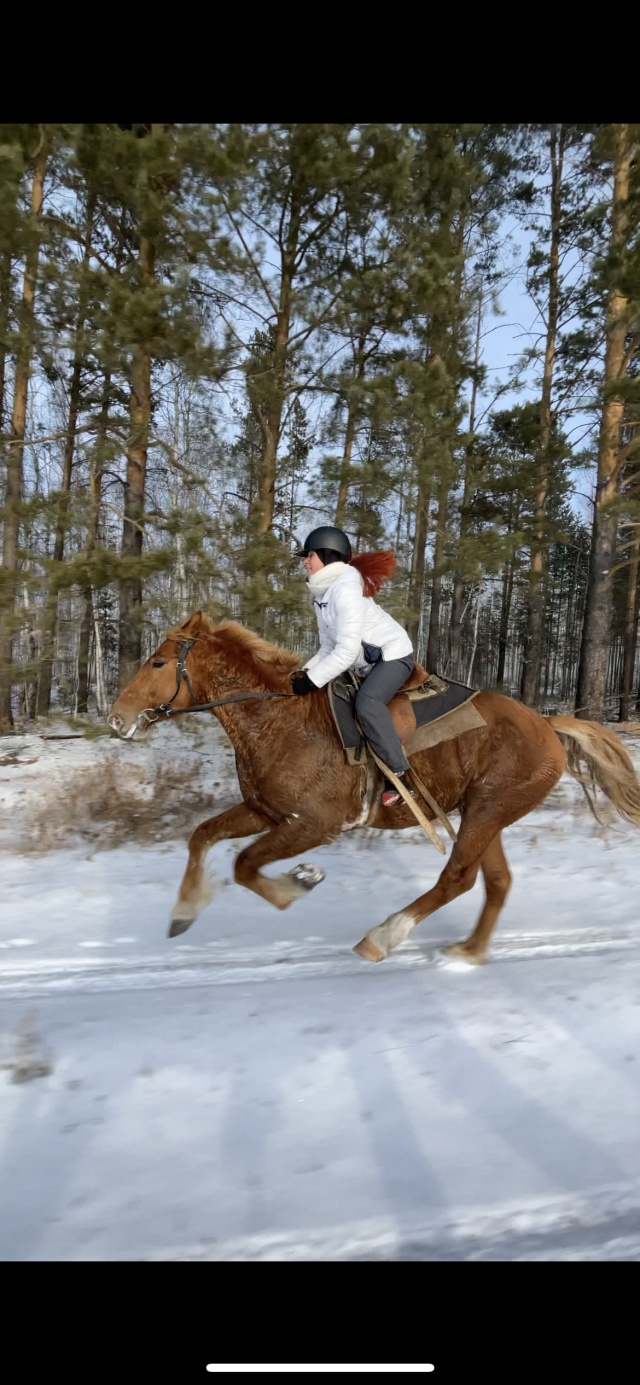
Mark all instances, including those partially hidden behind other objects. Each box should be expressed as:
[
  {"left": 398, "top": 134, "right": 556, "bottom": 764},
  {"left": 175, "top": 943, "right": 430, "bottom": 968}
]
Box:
[{"left": 1, "top": 717, "right": 640, "bottom": 1261}]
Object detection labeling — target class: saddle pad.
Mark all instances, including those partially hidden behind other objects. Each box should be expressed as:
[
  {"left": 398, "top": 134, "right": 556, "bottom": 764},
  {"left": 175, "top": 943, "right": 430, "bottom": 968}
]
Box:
[
  {"left": 328, "top": 673, "right": 486, "bottom": 766},
  {"left": 404, "top": 696, "right": 486, "bottom": 756}
]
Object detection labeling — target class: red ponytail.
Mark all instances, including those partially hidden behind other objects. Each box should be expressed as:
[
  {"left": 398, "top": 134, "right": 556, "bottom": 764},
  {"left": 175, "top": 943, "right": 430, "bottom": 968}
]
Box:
[{"left": 349, "top": 550, "right": 397, "bottom": 597}]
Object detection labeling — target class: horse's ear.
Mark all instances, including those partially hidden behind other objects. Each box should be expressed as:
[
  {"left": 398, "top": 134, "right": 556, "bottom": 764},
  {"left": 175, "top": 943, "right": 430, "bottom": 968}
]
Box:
[
  {"left": 176, "top": 610, "right": 214, "bottom": 638},
  {"left": 178, "top": 611, "right": 203, "bottom": 632}
]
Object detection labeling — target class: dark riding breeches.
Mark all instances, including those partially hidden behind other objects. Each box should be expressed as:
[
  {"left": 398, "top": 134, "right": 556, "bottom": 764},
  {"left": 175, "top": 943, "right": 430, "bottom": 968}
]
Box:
[{"left": 354, "top": 655, "right": 415, "bottom": 775}]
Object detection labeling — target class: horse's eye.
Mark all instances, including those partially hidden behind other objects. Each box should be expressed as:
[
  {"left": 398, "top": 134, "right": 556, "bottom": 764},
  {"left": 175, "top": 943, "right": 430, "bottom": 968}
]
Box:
[{"left": 151, "top": 660, "right": 166, "bottom": 668}]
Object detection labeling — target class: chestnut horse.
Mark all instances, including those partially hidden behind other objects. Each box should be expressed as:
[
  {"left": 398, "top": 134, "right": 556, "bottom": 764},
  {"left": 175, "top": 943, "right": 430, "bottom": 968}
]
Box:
[{"left": 108, "top": 612, "right": 640, "bottom": 965}]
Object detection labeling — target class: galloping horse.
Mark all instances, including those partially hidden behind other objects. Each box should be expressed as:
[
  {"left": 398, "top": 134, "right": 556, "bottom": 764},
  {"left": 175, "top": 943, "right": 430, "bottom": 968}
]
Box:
[{"left": 108, "top": 612, "right": 640, "bottom": 964}]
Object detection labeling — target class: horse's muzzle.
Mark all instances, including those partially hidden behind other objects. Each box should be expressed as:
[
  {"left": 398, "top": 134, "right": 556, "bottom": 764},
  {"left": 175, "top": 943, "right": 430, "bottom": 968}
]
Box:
[
  {"left": 107, "top": 708, "right": 156, "bottom": 739},
  {"left": 107, "top": 713, "right": 141, "bottom": 739}
]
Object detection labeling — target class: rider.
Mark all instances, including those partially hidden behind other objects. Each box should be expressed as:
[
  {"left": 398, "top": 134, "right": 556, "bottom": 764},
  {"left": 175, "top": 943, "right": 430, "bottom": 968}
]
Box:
[{"left": 290, "top": 525, "right": 416, "bottom": 807}]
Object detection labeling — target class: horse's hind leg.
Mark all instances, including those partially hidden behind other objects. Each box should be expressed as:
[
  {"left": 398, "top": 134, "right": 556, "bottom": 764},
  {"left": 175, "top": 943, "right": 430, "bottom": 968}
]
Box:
[
  {"left": 444, "top": 831, "right": 511, "bottom": 964},
  {"left": 354, "top": 753, "right": 560, "bottom": 963},
  {"left": 353, "top": 812, "right": 494, "bottom": 962},
  {"left": 170, "top": 802, "right": 269, "bottom": 936},
  {"left": 234, "top": 818, "right": 328, "bottom": 910}
]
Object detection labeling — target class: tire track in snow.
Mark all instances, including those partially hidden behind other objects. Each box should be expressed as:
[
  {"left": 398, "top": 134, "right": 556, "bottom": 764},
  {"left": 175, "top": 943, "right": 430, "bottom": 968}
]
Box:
[{"left": 1, "top": 924, "right": 639, "bottom": 996}]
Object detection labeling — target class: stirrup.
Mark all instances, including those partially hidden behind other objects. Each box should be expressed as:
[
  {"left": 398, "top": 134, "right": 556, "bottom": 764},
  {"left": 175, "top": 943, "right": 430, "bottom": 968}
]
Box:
[{"left": 381, "top": 778, "right": 416, "bottom": 808}]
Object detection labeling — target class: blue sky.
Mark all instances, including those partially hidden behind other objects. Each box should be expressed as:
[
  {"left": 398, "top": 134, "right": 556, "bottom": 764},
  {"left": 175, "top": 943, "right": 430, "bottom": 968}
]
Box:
[{"left": 473, "top": 219, "right": 596, "bottom": 525}]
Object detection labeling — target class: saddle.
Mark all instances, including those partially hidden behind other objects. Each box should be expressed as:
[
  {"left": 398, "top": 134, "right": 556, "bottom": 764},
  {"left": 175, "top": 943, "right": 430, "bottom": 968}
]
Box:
[{"left": 328, "top": 663, "right": 486, "bottom": 766}]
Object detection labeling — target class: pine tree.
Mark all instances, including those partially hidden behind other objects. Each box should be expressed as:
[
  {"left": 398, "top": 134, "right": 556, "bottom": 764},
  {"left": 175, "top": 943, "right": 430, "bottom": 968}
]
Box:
[
  {"left": 234, "top": 125, "right": 354, "bottom": 539},
  {"left": 35, "top": 185, "right": 98, "bottom": 714},
  {"left": 576, "top": 124, "right": 640, "bottom": 719},
  {"left": 0, "top": 124, "right": 52, "bottom": 728},
  {"left": 518, "top": 125, "right": 589, "bottom": 709},
  {"left": 3, "top": 125, "right": 636, "bottom": 719},
  {"left": 65, "top": 123, "right": 231, "bottom": 689}
]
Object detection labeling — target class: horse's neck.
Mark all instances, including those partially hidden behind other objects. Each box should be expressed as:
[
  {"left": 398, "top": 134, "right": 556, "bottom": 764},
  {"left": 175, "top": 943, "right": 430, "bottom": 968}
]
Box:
[
  {"left": 192, "top": 641, "right": 291, "bottom": 745},
  {"left": 210, "top": 681, "right": 295, "bottom": 766},
  {"left": 197, "top": 646, "right": 285, "bottom": 700}
]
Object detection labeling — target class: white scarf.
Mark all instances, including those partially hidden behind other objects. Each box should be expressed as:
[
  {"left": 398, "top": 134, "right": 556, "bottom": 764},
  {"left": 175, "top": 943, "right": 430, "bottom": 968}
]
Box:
[{"left": 306, "top": 561, "right": 348, "bottom": 597}]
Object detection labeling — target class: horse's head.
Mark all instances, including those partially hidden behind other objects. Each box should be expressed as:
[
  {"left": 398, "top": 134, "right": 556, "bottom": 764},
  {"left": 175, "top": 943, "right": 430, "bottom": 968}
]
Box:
[{"left": 107, "top": 613, "right": 209, "bottom": 740}]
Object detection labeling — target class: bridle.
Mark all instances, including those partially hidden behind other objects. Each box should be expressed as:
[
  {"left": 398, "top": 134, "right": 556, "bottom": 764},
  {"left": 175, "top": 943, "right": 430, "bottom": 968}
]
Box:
[
  {"left": 125, "top": 636, "right": 292, "bottom": 738},
  {"left": 147, "top": 637, "right": 199, "bottom": 719}
]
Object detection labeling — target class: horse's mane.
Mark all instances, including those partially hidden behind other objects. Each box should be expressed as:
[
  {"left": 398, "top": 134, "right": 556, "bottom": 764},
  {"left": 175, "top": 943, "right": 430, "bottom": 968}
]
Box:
[
  {"left": 350, "top": 550, "right": 397, "bottom": 597},
  {"left": 175, "top": 613, "right": 299, "bottom": 693},
  {"left": 214, "top": 620, "right": 299, "bottom": 688}
]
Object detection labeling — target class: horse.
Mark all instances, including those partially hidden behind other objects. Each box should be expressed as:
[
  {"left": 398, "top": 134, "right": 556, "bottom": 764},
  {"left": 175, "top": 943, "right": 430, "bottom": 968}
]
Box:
[{"left": 107, "top": 611, "right": 640, "bottom": 965}]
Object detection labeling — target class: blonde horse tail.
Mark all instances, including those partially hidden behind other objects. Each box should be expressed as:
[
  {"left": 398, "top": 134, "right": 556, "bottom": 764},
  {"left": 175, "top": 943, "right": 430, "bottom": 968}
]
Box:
[{"left": 548, "top": 715, "right": 640, "bottom": 829}]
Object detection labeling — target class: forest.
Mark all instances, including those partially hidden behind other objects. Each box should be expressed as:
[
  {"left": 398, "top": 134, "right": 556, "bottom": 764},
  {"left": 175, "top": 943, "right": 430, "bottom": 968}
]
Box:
[{"left": 1, "top": 122, "right": 638, "bottom": 729}]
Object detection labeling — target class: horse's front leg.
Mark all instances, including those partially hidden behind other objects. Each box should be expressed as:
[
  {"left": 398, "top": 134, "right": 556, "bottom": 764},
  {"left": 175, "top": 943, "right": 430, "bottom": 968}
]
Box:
[
  {"left": 170, "top": 802, "right": 269, "bottom": 936},
  {"left": 234, "top": 817, "right": 328, "bottom": 910}
]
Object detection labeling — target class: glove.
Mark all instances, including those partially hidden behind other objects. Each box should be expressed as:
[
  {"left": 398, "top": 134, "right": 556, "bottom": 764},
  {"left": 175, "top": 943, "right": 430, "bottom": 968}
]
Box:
[{"left": 289, "top": 669, "right": 317, "bottom": 696}]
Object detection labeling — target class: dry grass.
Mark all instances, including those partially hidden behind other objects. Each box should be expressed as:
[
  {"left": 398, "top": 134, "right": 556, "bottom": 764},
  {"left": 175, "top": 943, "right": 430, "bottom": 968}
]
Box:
[
  {"left": 0, "top": 1014, "right": 53, "bottom": 1084},
  {"left": 20, "top": 757, "right": 230, "bottom": 853}
]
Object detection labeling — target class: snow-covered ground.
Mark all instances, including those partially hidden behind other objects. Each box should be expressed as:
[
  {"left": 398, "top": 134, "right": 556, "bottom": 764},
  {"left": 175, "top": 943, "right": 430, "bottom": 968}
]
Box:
[{"left": 1, "top": 716, "right": 640, "bottom": 1261}]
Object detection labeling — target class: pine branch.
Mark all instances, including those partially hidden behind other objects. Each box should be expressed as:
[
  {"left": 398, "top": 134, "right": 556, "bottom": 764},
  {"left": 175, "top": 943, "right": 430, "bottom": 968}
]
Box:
[
  {"left": 620, "top": 328, "right": 640, "bottom": 378},
  {"left": 293, "top": 197, "right": 342, "bottom": 267},
  {"left": 218, "top": 192, "right": 278, "bottom": 315},
  {"left": 41, "top": 213, "right": 117, "bottom": 276}
]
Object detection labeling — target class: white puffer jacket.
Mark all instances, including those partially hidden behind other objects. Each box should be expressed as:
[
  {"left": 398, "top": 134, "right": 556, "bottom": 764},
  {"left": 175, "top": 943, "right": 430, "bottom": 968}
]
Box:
[{"left": 303, "top": 562, "right": 413, "bottom": 689}]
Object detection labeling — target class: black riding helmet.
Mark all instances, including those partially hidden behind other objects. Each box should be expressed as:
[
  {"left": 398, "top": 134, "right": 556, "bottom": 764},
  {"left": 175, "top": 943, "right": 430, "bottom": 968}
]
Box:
[{"left": 297, "top": 526, "right": 352, "bottom": 561}]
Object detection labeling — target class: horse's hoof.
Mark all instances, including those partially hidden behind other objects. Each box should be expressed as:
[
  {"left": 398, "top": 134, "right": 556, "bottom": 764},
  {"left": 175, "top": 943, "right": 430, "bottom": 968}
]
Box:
[
  {"left": 288, "top": 863, "right": 325, "bottom": 891},
  {"left": 168, "top": 913, "right": 194, "bottom": 938},
  {"left": 354, "top": 911, "right": 413, "bottom": 962},
  {"left": 353, "top": 937, "right": 385, "bottom": 963},
  {"left": 443, "top": 942, "right": 485, "bottom": 965}
]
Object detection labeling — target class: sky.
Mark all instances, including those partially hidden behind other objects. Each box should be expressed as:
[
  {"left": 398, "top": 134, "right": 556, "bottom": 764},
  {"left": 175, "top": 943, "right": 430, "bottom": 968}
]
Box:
[{"left": 474, "top": 215, "right": 597, "bottom": 526}]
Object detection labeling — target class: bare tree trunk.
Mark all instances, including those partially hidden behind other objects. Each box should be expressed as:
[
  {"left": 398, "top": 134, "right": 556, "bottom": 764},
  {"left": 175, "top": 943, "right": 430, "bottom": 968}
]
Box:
[
  {"left": 118, "top": 325, "right": 152, "bottom": 686},
  {"left": 576, "top": 125, "right": 631, "bottom": 720},
  {"left": 335, "top": 334, "right": 366, "bottom": 528},
  {"left": 22, "top": 580, "right": 37, "bottom": 719},
  {"left": 619, "top": 534, "right": 640, "bottom": 721},
  {"left": 334, "top": 396, "right": 357, "bottom": 528},
  {"left": 426, "top": 470, "right": 449, "bottom": 672},
  {"left": 36, "top": 194, "right": 96, "bottom": 716},
  {"left": 550, "top": 566, "right": 563, "bottom": 698},
  {"left": 561, "top": 547, "right": 582, "bottom": 702},
  {"left": 450, "top": 283, "right": 483, "bottom": 678},
  {"left": 449, "top": 545, "right": 469, "bottom": 675},
  {"left": 466, "top": 589, "right": 481, "bottom": 684},
  {"left": 171, "top": 376, "right": 189, "bottom": 615},
  {"left": 0, "top": 245, "right": 12, "bottom": 433},
  {"left": 0, "top": 129, "right": 49, "bottom": 729},
  {"left": 77, "top": 373, "right": 110, "bottom": 713},
  {"left": 0, "top": 140, "right": 24, "bottom": 436},
  {"left": 394, "top": 458, "right": 407, "bottom": 553},
  {"left": 542, "top": 576, "right": 552, "bottom": 698},
  {"left": 251, "top": 186, "right": 301, "bottom": 535},
  {"left": 76, "top": 592, "right": 92, "bottom": 715},
  {"left": 92, "top": 589, "right": 106, "bottom": 714},
  {"left": 407, "top": 436, "right": 430, "bottom": 654},
  {"left": 118, "top": 126, "right": 164, "bottom": 689},
  {"left": 522, "top": 125, "right": 565, "bottom": 710},
  {"left": 497, "top": 559, "right": 515, "bottom": 688}
]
